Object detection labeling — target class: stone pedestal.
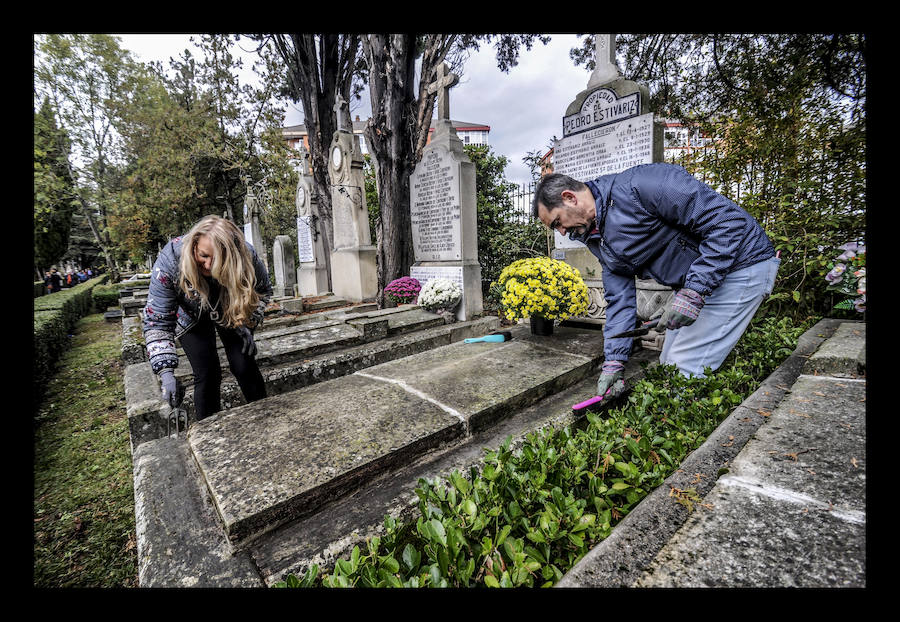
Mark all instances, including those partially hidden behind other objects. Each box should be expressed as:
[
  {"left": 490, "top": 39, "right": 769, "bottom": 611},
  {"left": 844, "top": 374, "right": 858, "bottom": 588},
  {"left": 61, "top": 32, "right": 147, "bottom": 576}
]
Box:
[{"left": 330, "top": 247, "right": 377, "bottom": 303}]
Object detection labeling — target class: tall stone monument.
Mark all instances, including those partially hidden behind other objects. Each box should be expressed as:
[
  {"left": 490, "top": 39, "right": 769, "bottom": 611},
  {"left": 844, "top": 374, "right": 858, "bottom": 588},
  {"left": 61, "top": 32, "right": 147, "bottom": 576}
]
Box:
[
  {"left": 328, "top": 96, "right": 377, "bottom": 302},
  {"left": 295, "top": 143, "right": 329, "bottom": 296},
  {"left": 242, "top": 183, "right": 269, "bottom": 272},
  {"left": 551, "top": 34, "right": 670, "bottom": 337},
  {"left": 409, "top": 63, "right": 483, "bottom": 321},
  {"left": 272, "top": 235, "right": 297, "bottom": 298}
]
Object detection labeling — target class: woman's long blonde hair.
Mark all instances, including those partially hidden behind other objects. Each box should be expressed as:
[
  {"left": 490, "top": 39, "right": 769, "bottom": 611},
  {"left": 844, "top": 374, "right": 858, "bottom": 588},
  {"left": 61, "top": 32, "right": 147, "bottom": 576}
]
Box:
[{"left": 178, "top": 215, "right": 260, "bottom": 328}]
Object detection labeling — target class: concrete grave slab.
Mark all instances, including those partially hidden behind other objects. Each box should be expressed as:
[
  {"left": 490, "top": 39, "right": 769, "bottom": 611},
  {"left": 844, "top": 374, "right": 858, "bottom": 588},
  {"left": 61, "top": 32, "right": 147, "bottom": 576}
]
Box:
[
  {"left": 726, "top": 374, "right": 866, "bottom": 513},
  {"left": 632, "top": 481, "right": 866, "bottom": 587},
  {"left": 133, "top": 436, "right": 264, "bottom": 587},
  {"left": 356, "top": 324, "right": 605, "bottom": 434},
  {"left": 188, "top": 373, "right": 465, "bottom": 547}
]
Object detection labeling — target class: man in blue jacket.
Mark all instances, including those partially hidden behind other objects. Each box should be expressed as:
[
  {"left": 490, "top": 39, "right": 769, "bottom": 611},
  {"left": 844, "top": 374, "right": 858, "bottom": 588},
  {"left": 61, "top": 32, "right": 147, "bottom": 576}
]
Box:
[{"left": 532, "top": 163, "right": 780, "bottom": 398}]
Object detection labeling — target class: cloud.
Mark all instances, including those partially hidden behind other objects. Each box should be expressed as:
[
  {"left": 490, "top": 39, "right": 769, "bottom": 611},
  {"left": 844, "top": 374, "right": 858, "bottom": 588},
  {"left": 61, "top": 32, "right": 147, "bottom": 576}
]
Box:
[
  {"left": 116, "top": 33, "right": 594, "bottom": 185},
  {"left": 452, "top": 35, "right": 591, "bottom": 184}
]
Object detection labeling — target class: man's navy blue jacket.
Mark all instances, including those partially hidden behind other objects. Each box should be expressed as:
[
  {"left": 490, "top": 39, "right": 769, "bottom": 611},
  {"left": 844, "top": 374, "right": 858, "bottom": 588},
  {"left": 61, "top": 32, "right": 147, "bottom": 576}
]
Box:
[{"left": 569, "top": 163, "right": 775, "bottom": 363}]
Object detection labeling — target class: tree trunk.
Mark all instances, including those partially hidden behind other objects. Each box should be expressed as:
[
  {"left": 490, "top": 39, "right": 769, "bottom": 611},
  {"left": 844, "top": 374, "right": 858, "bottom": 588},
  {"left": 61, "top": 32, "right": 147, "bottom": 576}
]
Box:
[
  {"left": 63, "top": 157, "right": 118, "bottom": 282},
  {"left": 362, "top": 35, "right": 414, "bottom": 307},
  {"left": 272, "top": 33, "right": 364, "bottom": 294}
]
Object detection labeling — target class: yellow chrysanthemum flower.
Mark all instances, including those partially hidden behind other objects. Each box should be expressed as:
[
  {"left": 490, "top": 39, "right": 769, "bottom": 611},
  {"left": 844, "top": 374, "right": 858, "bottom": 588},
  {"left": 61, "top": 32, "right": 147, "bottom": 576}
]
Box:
[{"left": 495, "top": 257, "right": 591, "bottom": 323}]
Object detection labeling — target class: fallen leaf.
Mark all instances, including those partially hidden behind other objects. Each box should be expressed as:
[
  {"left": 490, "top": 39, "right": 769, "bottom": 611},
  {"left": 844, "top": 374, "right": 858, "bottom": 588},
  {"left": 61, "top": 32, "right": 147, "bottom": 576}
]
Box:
[
  {"left": 758, "top": 409, "right": 772, "bottom": 418},
  {"left": 721, "top": 435, "right": 734, "bottom": 447},
  {"left": 813, "top": 391, "right": 826, "bottom": 397},
  {"left": 851, "top": 457, "right": 858, "bottom": 468}
]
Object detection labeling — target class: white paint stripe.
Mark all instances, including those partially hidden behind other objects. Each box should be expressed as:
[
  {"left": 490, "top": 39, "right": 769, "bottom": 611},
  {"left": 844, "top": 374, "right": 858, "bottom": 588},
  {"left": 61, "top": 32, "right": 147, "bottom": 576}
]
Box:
[
  {"left": 797, "top": 374, "right": 866, "bottom": 384},
  {"left": 717, "top": 475, "right": 865, "bottom": 525},
  {"left": 355, "top": 371, "right": 467, "bottom": 427}
]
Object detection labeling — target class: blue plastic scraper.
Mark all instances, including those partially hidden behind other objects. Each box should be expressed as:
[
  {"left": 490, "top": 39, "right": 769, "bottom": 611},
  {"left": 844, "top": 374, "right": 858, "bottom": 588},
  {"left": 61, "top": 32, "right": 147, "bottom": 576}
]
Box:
[{"left": 464, "top": 331, "right": 512, "bottom": 344}]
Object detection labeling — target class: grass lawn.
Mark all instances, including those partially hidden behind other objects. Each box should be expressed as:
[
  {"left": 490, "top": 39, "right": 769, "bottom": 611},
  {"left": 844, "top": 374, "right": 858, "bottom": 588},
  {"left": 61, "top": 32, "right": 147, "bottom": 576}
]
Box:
[{"left": 33, "top": 312, "right": 138, "bottom": 588}]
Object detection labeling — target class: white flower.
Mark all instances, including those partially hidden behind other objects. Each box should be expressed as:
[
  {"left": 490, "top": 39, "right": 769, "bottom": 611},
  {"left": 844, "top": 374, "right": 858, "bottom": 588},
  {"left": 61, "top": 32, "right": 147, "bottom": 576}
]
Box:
[{"left": 418, "top": 278, "right": 461, "bottom": 310}]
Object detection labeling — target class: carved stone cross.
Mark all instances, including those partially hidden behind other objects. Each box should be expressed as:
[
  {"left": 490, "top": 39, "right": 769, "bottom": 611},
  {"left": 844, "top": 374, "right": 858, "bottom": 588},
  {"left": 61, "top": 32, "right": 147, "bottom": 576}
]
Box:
[
  {"left": 426, "top": 62, "right": 459, "bottom": 121},
  {"left": 587, "top": 33, "right": 621, "bottom": 88},
  {"left": 334, "top": 94, "right": 350, "bottom": 132}
]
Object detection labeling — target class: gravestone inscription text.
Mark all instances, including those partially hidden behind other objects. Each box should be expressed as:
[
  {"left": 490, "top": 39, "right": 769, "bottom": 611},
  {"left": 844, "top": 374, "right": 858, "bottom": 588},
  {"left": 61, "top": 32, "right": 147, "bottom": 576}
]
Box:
[
  {"left": 410, "top": 148, "right": 462, "bottom": 261},
  {"left": 553, "top": 112, "right": 655, "bottom": 248}
]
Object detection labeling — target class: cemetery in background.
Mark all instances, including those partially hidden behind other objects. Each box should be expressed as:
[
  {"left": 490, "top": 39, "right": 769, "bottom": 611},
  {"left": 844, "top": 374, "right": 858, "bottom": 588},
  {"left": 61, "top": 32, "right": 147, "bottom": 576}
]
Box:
[{"left": 33, "top": 33, "right": 865, "bottom": 588}]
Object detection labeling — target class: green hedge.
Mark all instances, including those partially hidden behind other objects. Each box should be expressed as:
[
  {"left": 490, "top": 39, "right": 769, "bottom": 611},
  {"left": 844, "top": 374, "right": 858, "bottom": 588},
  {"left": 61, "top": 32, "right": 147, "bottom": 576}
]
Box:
[
  {"left": 34, "top": 275, "right": 108, "bottom": 410},
  {"left": 91, "top": 279, "right": 150, "bottom": 312},
  {"left": 92, "top": 284, "right": 122, "bottom": 312}
]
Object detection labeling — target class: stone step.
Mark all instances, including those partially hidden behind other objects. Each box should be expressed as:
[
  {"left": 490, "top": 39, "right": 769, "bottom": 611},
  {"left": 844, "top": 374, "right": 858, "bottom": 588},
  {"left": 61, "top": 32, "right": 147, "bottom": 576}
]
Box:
[
  {"left": 172, "top": 307, "right": 449, "bottom": 381},
  {"left": 125, "top": 314, "right": 500, "bottom": 451},
  {"left": 802, "top": 321, "right": 865, "bottom": 377},
  {"left": 187, "top": 323, "right": 606, "bottom": 547}
]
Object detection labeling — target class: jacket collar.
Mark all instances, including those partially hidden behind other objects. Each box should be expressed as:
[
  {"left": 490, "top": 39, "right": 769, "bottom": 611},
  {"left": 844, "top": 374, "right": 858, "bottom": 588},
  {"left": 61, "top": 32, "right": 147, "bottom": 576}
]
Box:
[{"left": 566, "top": 175, "right": 615, "bottom": 244}]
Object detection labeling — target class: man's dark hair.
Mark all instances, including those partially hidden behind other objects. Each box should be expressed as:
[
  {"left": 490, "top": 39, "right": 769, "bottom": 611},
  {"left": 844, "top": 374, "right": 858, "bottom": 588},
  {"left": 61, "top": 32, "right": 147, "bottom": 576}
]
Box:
[{"left": 531, "top": 173, "right": 588, "bottom": 219}]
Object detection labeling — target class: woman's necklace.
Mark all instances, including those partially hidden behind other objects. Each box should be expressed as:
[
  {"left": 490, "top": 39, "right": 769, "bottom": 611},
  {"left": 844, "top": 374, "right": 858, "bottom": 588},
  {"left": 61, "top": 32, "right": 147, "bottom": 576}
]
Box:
[
  {"left": 208, "top": 296, "right": 221, "bottom": 322},
  {"left": 206, "top": 278, "right": 225, "bottom": 324}
]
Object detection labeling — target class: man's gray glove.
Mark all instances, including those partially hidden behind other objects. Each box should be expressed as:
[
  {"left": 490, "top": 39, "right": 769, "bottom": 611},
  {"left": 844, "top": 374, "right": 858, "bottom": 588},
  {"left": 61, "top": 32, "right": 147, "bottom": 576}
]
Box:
[
  {"left": 235, "top": 325, "right": 257, "bottom": 357},
  {"left": 596, "top": 360, "right": 626, "bottom": 399},
  {"left": 159, "top": 369, "right": 184, "bottom": 408},
  {"left": 654, "top": 288, "right": 704, "bottom": 331}
]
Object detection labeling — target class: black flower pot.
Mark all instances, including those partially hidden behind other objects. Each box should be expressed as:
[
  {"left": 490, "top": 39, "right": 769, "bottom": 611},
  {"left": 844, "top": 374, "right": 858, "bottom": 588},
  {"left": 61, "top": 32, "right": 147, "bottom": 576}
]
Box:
[{"left": 529, "top": 316, "right": 554, "bottom": 336}]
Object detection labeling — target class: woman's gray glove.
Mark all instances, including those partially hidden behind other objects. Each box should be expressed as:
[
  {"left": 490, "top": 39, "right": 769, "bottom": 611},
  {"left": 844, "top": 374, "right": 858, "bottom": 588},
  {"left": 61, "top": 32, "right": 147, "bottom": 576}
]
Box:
[
  {"left": 235, "top": 325, "right": 257, "bottom": 357},
  {"left": 596, "top": 360, "right": 626, "bottom": 399},
  {"left": 159, "top": 369, "right": 184, "bottom": 407}
]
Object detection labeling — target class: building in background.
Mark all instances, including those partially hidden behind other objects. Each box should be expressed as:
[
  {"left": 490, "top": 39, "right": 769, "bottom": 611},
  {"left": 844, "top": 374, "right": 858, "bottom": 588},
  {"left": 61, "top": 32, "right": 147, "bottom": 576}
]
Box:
[
  {"left": 283, "top": 118, "right": 490, "bottom": 164},
  {"left": 660, "top": 119, "right": 714, "bottom": 161}
]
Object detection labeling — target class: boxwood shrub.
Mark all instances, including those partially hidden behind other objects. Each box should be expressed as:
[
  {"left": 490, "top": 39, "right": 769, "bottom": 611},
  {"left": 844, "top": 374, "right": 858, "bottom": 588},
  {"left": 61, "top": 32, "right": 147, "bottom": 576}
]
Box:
[{"left": 33, "top": 275, "right": 108, "bottom": 409}]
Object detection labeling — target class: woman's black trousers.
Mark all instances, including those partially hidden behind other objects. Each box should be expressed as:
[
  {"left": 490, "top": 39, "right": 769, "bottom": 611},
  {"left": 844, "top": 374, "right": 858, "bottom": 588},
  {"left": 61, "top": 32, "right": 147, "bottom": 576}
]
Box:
[{"left": 178, "top": 313, "right": 266, "bottom": 420}]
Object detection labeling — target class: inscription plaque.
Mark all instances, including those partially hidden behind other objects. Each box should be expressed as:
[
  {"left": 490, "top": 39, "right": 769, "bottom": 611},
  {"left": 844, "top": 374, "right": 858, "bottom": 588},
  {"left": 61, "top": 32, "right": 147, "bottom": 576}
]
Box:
[
  {"left": 553, "top": 112, "right": 655, "bottom": 248},
  {"left": 410, "top": 147, "right": 462, "bottom": 261}
]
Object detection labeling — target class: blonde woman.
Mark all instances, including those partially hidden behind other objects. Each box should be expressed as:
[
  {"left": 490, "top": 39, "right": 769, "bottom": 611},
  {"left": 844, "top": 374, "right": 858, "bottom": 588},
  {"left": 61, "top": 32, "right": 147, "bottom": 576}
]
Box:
[{"left": 143, "top": 215, "right": 273, "bottom": 420}]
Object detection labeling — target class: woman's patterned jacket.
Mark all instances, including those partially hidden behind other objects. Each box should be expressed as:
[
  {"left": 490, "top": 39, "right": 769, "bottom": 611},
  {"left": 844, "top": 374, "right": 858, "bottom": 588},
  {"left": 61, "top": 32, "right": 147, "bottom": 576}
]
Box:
[{"left": 142, "top": 235, "right": 273, "bottom": 375}]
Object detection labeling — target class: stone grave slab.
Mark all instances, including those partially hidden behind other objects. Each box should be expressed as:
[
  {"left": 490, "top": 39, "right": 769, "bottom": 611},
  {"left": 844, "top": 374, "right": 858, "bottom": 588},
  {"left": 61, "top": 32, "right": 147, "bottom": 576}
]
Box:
[
  {"left": 189, "top": 373, "right": 465, "bottom": 546},
  {"left": 189, "top": 323, "right": 603, "bottom": 546},
  {"left": 724, "top": 374, "right": 867, "bottom": 514},
  {"left": 356, "top": 324, "right": 604, "bottom": 434},
  {"left": 304, "top": 295, "right": 351, "bottom": 311},
  {"left": 632, "top": 481, "right": 866, "bottom": 587},
  {"left": 802, "top": 321, "right": 866, "bottom": 377}
]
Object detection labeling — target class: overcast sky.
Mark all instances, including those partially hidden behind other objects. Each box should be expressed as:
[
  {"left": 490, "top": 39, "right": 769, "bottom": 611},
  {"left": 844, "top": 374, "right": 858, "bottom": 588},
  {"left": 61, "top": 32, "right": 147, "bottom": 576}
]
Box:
[{"left": 114, "top": 34, "right": 594, "bottom": 186}]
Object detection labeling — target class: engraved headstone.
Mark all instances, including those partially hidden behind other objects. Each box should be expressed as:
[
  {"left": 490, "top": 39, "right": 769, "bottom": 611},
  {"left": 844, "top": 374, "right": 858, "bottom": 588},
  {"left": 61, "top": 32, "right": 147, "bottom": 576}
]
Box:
[
  {"left": 328, "top": 95, "right": 377, "bottom": 302},
  {"left": 295, "top": 143, "right": 329, "bottom": 296},
  {"left": 272, "top": 235, "right": 297, "bottom": 298},
  {"left": 242, "top": 186, "right": 269, "bottom": 271},
  {"left": 409, "top": 63, "right": 483, "bottom": 321},
  {"left": 550, "top": 34, "right": 670, "bottom": 335}
]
